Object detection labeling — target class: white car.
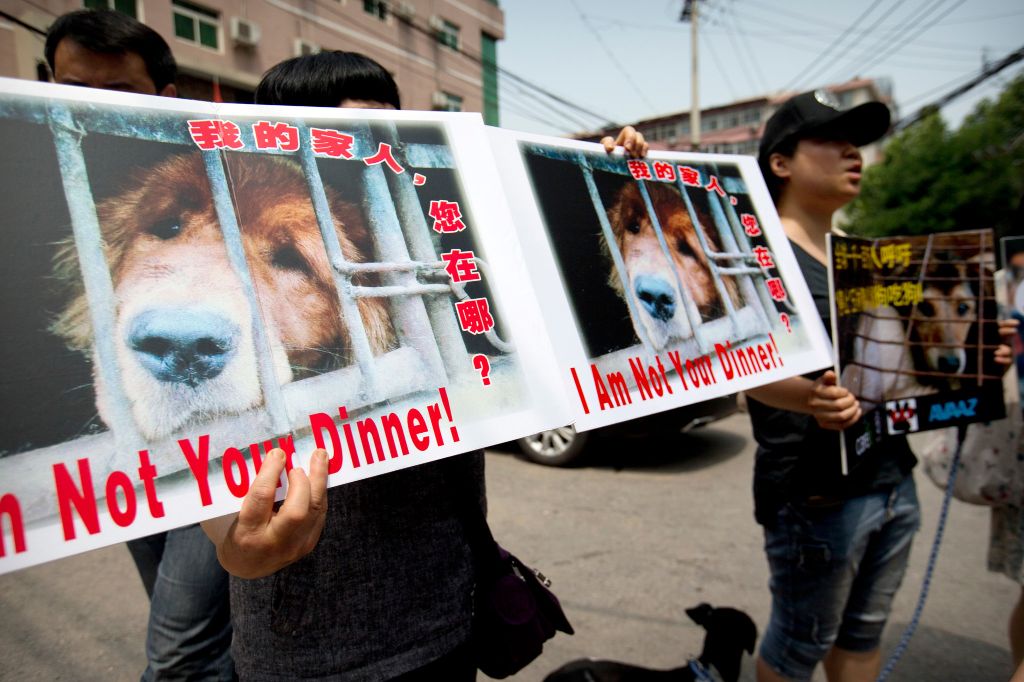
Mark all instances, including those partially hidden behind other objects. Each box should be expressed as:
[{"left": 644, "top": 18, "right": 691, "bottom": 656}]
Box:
[{"left": 516, "top": 394, "right": 739, "bottom": 466}]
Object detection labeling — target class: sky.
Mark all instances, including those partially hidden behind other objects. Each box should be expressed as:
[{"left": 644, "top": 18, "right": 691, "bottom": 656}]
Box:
[{"left": 494, "top": 0, "right": 1024, "bottom": 137}]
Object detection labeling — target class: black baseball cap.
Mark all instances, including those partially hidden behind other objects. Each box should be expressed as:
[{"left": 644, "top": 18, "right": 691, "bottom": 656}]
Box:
[{"left": 757, "top": 89, "right": 891, "bottom": 170}]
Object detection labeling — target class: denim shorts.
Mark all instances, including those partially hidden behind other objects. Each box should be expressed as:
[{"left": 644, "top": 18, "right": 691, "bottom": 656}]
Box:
[{"left": 759, "top": 476, "right": 920, "bottom": 681}]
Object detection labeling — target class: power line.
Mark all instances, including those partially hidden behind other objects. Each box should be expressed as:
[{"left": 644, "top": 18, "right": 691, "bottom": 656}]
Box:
[
  {"left": 375, "top": 2, "right": 619, "bottom": 129},
  {"left": 782, "top": 0, "right": 897, "bottom": 91},
  {"left": 894, "top": 45, "right": 1024, "bottom": 131},
  {"left": 570, "top": 0, "right": 657, "bottom": 112},
  {"left": 699, "top": 20, "right": 740, "bottom": 100},
  {"left": 846, "top": 0, "right": 967, "bottom": 84},
  {"left": 778, "top": 0, "right": 892, "bottom": 91},
  {"left": 0, "top": 9, "right": 45, "bottom": 37},
  {"left": 726, "top": 1, "right": 768, "bottom": 93}
]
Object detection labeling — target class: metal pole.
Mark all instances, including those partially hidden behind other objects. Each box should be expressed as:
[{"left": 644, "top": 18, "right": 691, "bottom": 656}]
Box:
[{"left": 690, "top": 0, "right": 700, "bottom": 151}]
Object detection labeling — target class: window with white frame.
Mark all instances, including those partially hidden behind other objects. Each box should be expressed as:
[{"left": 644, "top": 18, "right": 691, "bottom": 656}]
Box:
[
  {"left": 437, "top": 19, "right": 460, "bottom": 50},
  {"left": 433, "top": 92, "right": 463, "bottom": 112},
  {"left": 172, "top": 0, "right": 220, "bottom": 50},
  {"left": 364, "top": 0, "right": 388, "bottom": 20},
  {"left": 84, "top": 0, "right": 138, "bottom": 17}
]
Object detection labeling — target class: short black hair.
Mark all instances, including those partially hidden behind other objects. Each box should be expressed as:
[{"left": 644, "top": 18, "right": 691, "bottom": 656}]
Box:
[
  {"left": 759, "top": 135, "right": 799, "bottom": 205},
  {"left": 256, "top": 51, "right": 401, "bottom": 109},
  {"left": 45, "top": 9, "right": 177, "bottom": 92}
]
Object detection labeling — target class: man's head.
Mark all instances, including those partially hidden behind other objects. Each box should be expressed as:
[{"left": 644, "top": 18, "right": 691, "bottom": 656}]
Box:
[
  {"left": 45, "top": 9, "right": 176, "bottom": 96},
  {"left": 758, "top": 89, "right": 890, "bottom": 205},
  {"left": 255, "top": 51, "right": 400, "bottom": 110}
]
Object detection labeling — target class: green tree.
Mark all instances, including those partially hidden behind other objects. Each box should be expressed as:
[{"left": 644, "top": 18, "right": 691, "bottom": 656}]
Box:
[{"left": 845, "top": 73, "right": 1024, "bottom": 239}]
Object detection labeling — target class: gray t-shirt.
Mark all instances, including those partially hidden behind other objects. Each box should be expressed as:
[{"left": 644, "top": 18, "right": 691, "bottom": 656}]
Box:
[{"left": 230, "top": 451, "right": 485, "bottom": 681}]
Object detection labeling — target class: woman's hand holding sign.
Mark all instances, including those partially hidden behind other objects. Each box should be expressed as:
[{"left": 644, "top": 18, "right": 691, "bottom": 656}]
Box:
[
  {"left": 201, "top": 448, "right": 329, "bottom": 579},
  {"left": 809, "top": 370, "right": 862, "bottom": 431}
]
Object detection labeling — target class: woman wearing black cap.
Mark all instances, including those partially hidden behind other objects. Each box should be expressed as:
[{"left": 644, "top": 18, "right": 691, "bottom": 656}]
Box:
[
  {"left": 745, "top": 91, "right": 1015, "bottom": 682},
  {"left": 745, "top": 90, "right": 916, "bottom": 682}
]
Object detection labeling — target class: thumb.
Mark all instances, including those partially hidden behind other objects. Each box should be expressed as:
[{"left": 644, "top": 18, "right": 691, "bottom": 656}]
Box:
[{"left": 819, "top": 370, "right": 837, "bottom": 387}]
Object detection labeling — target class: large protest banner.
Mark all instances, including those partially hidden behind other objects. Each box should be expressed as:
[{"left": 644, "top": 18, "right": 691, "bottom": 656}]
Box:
[
  {"left": 0, "top": 78, "right": 570, "bottom": 572},
  {"left": 829, "top": 230, "right": 1006, "bottom": 473},
  {"left": 0, "top": 79, "right": 831, "bottom": 573},
  {"left": 487, "top": 128, "right": 833, "bottom": 431}
]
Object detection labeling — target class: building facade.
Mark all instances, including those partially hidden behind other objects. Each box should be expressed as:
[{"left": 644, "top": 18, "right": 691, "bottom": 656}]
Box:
[
  {"left": 0, "top": 0, "right": 503, "bottom": 123},
  {"left": 581, "top": 77, "right": 895, "bottom": 166}
]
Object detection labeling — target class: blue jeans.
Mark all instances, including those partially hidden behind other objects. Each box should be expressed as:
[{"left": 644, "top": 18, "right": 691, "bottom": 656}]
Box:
[
  {"left": 127, "top": 524, "right": 235, "bottom": 681},
  {"left": 759, "top": 476, "right": 920, "bottom": 681}
]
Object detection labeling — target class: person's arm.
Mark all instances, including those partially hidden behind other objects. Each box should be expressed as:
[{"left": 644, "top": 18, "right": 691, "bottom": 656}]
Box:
[
  {"left": 601, "top": 125, "right": 649, "bottom": 158},
  {"left": 201, "top": 447, "right": 328, "bottom": 579},
  {"left": 745, "top": 370, "right": 862, "bottom": 431}
]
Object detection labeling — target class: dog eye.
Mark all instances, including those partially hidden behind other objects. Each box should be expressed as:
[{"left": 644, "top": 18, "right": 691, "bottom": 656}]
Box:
[
  {"left": 957, "top": 301, "right": 971, "bottom": 315},
  {"left": 676, "top": 237, "right": 695, "bottom": 256},
  {"left": 272, "top": 245, "right": 308, "bottom": 272},
  {"left": 918, "top": 300, "right": 935, "bottom": 316},
  {"left": 627, "top": 223, "right": 641, "bottom": 234},
  {"left": 148, "top": 217, "right": 182, "bottom": 240}
]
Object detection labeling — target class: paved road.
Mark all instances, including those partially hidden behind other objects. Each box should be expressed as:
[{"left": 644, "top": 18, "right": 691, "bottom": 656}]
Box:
[{"left": 0, "top": 412, "right": 1016, "bottom": 681}]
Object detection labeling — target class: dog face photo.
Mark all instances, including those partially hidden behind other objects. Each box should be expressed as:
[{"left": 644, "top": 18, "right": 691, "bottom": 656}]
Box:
[
  {"left": 50, "top": 153, "right": 392, "bottom": 441},
  {"left": 0, "top": 100, "right": 519, "bottom": 465},
  {"left": 834, "top": 230, "right": 1005, "bottom": 449},
  {"left": 519, "top": 143, "right": 794, "bottom": 360},
  {"left": 605, "top": 181, "right": 740, "bottom": 350}
]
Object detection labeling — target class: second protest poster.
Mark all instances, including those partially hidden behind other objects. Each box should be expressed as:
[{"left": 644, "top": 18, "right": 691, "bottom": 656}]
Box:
[{"left": 488, "top": 128, "right": 833, "bottom": 432}]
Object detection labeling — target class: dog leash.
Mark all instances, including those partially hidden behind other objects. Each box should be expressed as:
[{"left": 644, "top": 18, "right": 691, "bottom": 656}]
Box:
[
  {"left": 688, "top": 658, "right": 719, "bottom": 681},
  {"left": 875, "top": 425, "right": 968, "bottom": 682}
]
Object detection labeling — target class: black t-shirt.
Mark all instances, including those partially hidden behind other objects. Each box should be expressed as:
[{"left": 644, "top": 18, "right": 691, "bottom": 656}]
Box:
[{"left": 748, "top": 241, "right": 916, "bottom": 526}]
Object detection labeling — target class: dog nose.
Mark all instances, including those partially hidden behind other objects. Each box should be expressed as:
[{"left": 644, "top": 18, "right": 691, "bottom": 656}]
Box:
[
  {"left": 634, "top": 276, "right": 676, "bottom": 322},
  {"left": 128, "top": 309, "right": 238, "bottom": 386},
  {"left": 936, "top": 354, "right": 962, "bottom": 374}
]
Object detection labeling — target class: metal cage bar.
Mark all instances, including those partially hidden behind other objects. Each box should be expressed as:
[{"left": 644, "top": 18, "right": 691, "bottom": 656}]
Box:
[
  {"left": 202, "top": 150, "right": 293, "bottom": 434},
  {"left": 47, "top": 102, "right": 146, "bottom": 454},
  {"left": 374, "top": 120, "right": 470, "bottom": 379}
]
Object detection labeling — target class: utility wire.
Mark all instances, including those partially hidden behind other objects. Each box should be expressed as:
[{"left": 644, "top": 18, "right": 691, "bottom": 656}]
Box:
[
  {"left": 779, "top": 0, "right": 888, "bottom": 92},
  {"left": 894, "top": 45, "right": 1024, "bottom": 131},
  {"left": 0, "top": 9, "right": 45, "bottom": 37},
  {"left": 570, "top": 0, "right": 657, "bottom": 112},
  {"left": 848, "top": 0, "right": 968, "bottom": 84},
  {"left": 700, "top": 20, "right": 740, "bottom": 101},
  {"left": 380, "top": 2, "right": 619, "bottom": 129},
  {"left": 727, "top": 1, "right": 768, "bottom": 93}
]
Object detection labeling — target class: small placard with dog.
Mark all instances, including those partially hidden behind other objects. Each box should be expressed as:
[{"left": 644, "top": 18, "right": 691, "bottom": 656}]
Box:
[{"left": 829, "top": 230, "right": 1007, "bottom": 471}]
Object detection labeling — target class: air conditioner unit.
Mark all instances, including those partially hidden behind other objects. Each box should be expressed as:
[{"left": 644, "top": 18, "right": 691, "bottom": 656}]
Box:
[
  {"left": 428, "top": 15, "right": 447, "bottom": 33},
  {"left": 392, "top": 2, "right": 415, "bottom": 20},
  {"left": 230, "top": 17, "right": 261, "bottom": 47},
  {"left": 431, "top": 91, "right": 449, "bottom": 109},
  {"left": 293, "top": 38, "right": 320, "bottom": 57}
]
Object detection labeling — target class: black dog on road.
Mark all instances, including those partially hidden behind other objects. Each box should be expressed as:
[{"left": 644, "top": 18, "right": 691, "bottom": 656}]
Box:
[{"left": 543, "top": 603, "right": 757, "bottom": 682}]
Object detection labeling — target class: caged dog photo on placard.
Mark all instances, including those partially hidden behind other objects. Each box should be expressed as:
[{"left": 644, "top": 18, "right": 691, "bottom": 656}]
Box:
[
  {"left": 0, "top": 101, "right": 518, "bottom": 479},
  {"left": 518, "top": 143, "right": 798, "bottom": 365},
  {"left": 838, "top": 233, "right": 1003, "bottom": 415}
]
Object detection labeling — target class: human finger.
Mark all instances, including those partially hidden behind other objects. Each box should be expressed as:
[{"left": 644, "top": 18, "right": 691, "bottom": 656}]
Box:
[
  {"left": 630, "top": 130, "right": 649, "bottom": 158},
  {"left": 600, "top": 135, "right": 616, "bottom": 154},
  {"left": 236, "top": 448, "right": 286, "bottom": 532},
  {"left": 274, "top": 465, "right": 313, "bottom": 537},
  {"left": 307, "top": 448, "right": 329, "bottom": 514}
]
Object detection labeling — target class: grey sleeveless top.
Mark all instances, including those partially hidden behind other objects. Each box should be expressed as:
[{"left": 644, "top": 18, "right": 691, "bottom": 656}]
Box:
[{"left": 229, "top": 451, "right": 485, "bottom": 681}]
